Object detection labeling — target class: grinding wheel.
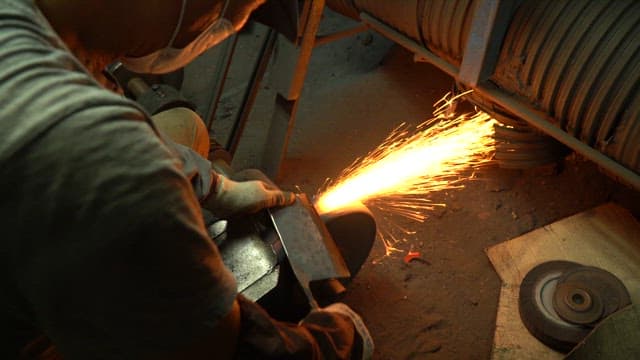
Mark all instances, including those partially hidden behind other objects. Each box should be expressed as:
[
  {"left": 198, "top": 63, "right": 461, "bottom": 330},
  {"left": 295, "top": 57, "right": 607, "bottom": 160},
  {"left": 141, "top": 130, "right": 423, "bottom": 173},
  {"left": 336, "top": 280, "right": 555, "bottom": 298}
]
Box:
[
  {"left": 260, "top": 201, "right": 377, "bottom": 317},
  {"left": 518, "top": 261, "right": 590, "bottom": 353},
  {"left": 320, "top": 201, "right": 377, "bottom": 284},
  {"left": 553, "top": 266, "right": 631, "bottom": 326}
]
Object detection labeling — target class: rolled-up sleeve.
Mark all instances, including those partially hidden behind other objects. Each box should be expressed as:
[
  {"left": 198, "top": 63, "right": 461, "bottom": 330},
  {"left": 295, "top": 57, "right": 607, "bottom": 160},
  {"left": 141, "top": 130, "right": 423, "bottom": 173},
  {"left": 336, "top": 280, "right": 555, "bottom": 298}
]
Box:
[{"left": 160, "top": 135, "right": 218, "bottom": 201}]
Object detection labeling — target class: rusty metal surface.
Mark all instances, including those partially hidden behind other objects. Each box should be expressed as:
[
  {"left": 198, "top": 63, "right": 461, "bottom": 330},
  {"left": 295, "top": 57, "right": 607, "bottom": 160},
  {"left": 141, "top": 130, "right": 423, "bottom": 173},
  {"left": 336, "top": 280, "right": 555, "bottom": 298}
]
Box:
[
  {"left": 360, "top": 13, "right": 458, "bottom": 77},
  {"left": 327, "top": 0, "right": 476, "bottom": 66},
  {"left": 354, "top": 0, "right": 421, "bottom": 40},
  {"left": 220, "top": 231, "right": 280, "bottom": 300},
  {"left": 419, "top": 0, "right": 475, "bottom": 66},
  {"left": 269, "top": 193, "right": 350, "bottom": 308},
  {"left": 325, "top": 0, "right": 360, "bottom": 19},
  {"left": 493, "top": 122, "right": 569, "bottom": 169},
  {"left": 493, "top": 0, "right": 640, "bottom": 174}
]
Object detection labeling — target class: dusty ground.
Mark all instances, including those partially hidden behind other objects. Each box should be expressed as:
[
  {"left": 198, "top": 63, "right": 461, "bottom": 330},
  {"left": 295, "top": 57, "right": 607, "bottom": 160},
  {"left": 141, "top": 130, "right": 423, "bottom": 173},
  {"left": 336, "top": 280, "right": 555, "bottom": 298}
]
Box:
[
  {"left": 193, "top": 11, "right": 640, "bottom": 359},
  {"left": 279, "top": 46, "right": 640, "bottom": 357},
  {"left": 274, "top": 27, "right": 639, "bottom": 360}
]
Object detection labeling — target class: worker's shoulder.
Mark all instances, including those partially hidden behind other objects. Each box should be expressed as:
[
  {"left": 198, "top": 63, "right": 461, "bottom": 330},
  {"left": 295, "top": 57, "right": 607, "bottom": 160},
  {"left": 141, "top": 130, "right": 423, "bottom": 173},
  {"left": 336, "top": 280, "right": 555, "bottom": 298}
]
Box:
[
  {"left": 42, "top": 110, "right": 176, "bottom": 173},
  {"left": 0, "top": 0, "right": 155, "bottom": 165}
]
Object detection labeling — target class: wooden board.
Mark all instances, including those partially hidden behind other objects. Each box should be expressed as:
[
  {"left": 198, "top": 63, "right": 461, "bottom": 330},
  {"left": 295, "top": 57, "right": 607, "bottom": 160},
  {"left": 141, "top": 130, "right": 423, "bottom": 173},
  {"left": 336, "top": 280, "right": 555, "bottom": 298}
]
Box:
[{"left": 485, "top": 203, "right": 640, "bottom": 359}]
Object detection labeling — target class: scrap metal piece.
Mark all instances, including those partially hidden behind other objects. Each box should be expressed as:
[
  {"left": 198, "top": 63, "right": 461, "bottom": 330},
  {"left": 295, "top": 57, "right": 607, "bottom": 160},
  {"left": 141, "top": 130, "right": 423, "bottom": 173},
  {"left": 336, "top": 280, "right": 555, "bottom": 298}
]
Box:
[
  {"left": 220, "top": 233, "right": 279, "bottom": 301},
  {"left": 269, "top": 193, "right": 350, "bottom": 308},
  {"left": 519, "top": 260, "right": 589, "bottom": 353}
]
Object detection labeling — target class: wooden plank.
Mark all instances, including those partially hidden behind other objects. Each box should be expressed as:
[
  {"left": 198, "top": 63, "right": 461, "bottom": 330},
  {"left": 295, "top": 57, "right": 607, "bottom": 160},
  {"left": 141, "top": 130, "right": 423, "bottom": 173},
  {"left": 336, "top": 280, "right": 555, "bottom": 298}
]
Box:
[
  {"left": 491, "top": 284, "right": 564, "bottom": 360},
  {"left": 485, "top": 203, "right": 640, "bottom": 359}
]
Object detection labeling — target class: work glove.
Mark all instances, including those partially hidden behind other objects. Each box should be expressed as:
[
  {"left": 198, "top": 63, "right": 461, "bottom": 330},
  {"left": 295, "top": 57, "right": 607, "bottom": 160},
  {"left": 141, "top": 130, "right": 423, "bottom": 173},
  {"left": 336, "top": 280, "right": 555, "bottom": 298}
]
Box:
[
  {"left": 303, "top": 303, "right": 374, "bottom": 360},
  {"left": 203, "top": 171, "right": 295, "bottom": 218}
]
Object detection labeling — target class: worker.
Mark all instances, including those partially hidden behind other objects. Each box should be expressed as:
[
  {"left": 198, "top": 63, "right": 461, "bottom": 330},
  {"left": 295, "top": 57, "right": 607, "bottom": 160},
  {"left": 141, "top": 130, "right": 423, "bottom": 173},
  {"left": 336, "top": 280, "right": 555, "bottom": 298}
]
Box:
[{"left": 0, "top": 0, "right": 373, "bottom": 359}]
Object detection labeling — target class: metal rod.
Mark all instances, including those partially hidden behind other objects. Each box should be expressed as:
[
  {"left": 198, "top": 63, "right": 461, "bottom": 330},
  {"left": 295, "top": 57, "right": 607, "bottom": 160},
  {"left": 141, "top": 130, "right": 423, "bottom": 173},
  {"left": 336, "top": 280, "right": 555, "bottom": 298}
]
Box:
[
  {"left": 289, "top": 0, "right": 326, "bottom": 99},
  {"left": 205, "top": 35, "right": 239, "bottom": 130},
  {"left": 227, "top": 28, "right": 278, "bottom": 155},
  {"left": 476, "top": 83, "right": 640, "bottom": 190},
  {"left": 359, "top": 12, "right": 459, "bottom": 78},
  {"left": 314, "top": 24, "right": 369, "bottom": 47},
  {"left": 297, "top": 0, "right": 314, "bottom": 45}
]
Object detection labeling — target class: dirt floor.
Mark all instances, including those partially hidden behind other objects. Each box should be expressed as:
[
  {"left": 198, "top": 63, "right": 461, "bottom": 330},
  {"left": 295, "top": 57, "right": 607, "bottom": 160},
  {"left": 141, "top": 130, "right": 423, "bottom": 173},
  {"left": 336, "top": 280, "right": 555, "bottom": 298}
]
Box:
[
  {"left": 273, "top": 28, "right": 639, "bottom": 360},
  {"left": 197, "top": 11, "right": 640, "bottom": 359},
  {"left": 279, "top": 56, "right": 640, "bottom": 357}
]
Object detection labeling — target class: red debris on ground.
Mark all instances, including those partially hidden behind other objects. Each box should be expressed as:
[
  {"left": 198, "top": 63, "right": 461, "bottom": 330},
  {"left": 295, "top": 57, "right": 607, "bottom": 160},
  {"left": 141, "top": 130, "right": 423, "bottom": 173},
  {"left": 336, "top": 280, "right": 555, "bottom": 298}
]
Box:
[{"left": 404, "top": 251, "right": 430, "bottom": 265}]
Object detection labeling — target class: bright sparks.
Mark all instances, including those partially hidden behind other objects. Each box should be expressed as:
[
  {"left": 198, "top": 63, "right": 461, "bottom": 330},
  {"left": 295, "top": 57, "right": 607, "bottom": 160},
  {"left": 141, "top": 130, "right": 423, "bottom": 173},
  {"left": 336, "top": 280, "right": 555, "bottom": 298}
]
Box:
[{"left": 315, "top": 92, "right": 497, "bottom": 251}]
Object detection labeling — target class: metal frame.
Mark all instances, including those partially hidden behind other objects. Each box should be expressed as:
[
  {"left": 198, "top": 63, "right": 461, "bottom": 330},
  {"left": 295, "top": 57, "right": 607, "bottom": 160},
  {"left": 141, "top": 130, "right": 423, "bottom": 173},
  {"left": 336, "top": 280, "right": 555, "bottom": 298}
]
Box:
[
  {"left": 202, "top": 0, "right": 368, "bottom": 178},
  {"left": 226, "top": 29, "right": 279, "bottom": 155},
  {"left": 261, "top": 0, "right": 366, "bottom": 178}
]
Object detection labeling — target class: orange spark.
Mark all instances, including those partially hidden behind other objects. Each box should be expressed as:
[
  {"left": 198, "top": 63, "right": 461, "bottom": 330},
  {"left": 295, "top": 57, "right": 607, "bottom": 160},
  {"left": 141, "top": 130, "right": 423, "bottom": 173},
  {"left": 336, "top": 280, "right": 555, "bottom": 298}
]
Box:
[{"left": 314, "top": 92, "right": 496, "bottom": 252}]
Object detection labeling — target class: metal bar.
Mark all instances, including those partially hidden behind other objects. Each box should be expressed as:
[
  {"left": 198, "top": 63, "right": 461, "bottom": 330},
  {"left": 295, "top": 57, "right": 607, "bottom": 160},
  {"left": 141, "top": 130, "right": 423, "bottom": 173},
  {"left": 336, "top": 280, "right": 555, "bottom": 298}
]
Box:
[
  {"left": 205, "top": 35, "right": 239, "bottom": 130},
  {"left": 262, "top": 95, "right": 300, "bottom": 179},
  {"left": 476, "top": 83, "right": 640, "bottom": 190},
  {"left": 459, "top": 0, "right": 522, "bottom": 86},
  {"left": 288, "top": 0, "right": 326, "bottom": 99},
  {"left": 227, "top": 28, "right": 278, "bottom": 155},
  {"left": 297, "top": 0, "right": 314, "bottom": 45},
  {"left": 359, "top": 12, "right": 459, "bottom": 78},
  {"left": 262, "top": 0, "right": 326, "bottom": 178},
  {"left": 314, "top": 24, "right": 369, "bottom": 47}
]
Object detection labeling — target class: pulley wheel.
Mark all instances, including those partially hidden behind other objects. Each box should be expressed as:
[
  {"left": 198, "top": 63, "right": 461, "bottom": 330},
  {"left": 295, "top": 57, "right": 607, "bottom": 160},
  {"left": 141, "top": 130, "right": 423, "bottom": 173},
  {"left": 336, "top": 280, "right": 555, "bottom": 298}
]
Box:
[
  {"left": 552, "top": 282, "right": 604, "bottom": 325},
  {"left": 519, "top": 261, "right": 590, "bottom": 353},
  {"left": 554, "top": 266, "right": 631, "bottom": 326}
]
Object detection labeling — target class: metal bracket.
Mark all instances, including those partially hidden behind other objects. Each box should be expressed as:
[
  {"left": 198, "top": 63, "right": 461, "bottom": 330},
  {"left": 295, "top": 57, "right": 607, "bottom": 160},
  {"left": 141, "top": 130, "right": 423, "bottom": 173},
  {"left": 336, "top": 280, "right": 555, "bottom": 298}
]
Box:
[{"left": 458, "top": 0, "right": 522, "bottom": 87}]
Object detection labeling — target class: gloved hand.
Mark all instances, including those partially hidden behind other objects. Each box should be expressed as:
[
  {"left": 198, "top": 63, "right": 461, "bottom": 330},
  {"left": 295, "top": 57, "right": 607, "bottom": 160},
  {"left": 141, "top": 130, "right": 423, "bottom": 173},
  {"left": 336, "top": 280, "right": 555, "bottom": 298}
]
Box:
[
  {"left": 303, "top": 303, "right": 374, "bottom": 360},
  {"left": 203, "top": 172, "right": 295, "bottom": 218}
]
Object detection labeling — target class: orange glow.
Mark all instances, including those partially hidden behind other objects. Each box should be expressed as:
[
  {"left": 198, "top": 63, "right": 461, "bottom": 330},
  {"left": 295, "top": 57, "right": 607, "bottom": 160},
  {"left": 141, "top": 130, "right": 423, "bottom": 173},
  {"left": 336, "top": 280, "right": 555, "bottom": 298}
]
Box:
[{"left": 314, "top": 92, "right": 496, "bottom": 253}]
